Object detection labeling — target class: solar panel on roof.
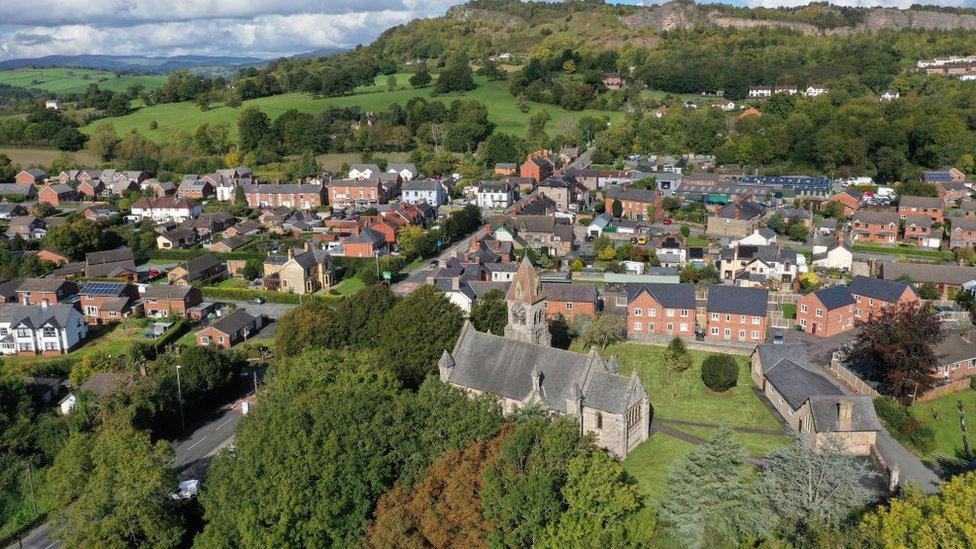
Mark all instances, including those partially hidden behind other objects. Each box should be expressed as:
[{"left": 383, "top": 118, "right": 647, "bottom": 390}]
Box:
[{"left": 82, "top": 281, "right": 125, "bottom": 296}]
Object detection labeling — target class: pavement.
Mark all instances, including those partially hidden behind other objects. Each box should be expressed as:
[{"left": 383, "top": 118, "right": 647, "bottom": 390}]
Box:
[
  {"left": 222, "top": 300, "right": 295, "bottom": 320},
  {"left": 5, "top": 399, "right": 245, "bottom": 549}
]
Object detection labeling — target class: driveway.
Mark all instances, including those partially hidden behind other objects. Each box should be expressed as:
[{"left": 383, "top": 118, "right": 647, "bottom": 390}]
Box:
[{"left": 221, "top": 300, "right": 295, "bottom": 320}]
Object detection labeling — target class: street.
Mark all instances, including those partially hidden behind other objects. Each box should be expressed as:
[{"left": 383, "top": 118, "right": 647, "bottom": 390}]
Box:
[{"left": 5, "top": 404, "right": 244, "bottom": 549}]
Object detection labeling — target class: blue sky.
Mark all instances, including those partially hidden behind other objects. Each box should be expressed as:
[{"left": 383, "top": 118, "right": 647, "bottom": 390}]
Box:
[{"left": 0, "top": 0, "right": 970, "bottom": 61}]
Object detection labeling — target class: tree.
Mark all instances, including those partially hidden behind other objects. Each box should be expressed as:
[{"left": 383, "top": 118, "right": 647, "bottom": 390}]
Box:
[
  {"left": 396, "top": 225, "right": 433, "bottom": 260},
  {"left": 434, "top": 57, "right": 475, "bottom": 94},
  {"left": 42, "top": 218, "right": 106, "bottom": 260},
  {"left": 762, "top": 435, "right": 876, "bottom": 530},
  {"left": 274, "top": 300, "right": 346, "bottom": 357},
  {"left": 44, "top": 425, "right": 183, "bottom": 548},
  {"left": 177, "top": 346, "right": 237, "bottom": 397},
  {"left": 578, "top": 313, "right": 625, "bottom": 349},
  {"left": 0, "top": 154, "right": 18, "bottom": 182},
  {"left": 240, "top": 258, "right": 262, "bottom": 281},
  {"left": 237, "top": 107, "right": 271, "bottom": 152},
  {"left": 470, "top": 289, "right": 507, "bottom": 336},
  {"left": 386, "top": 75, "right": 398, "bottom": 91},
  {"left": 105, "top": 93, "right": 130, "bottom": 117},
  {"left": 290, "top": 149, "right": 321, "bottom": 180},
  {"left": 335, "top": 284, "right": 398, "bottom": 350},
  {"left": 860, "top": 471, "right": 976, "bottom": 548},
  {"left": 611, "top": 199, "right": 623, "bottom": 218},
  {"left": 69, "top": 351, "right": 115, "bottom": 387},
  {"left": 701, "top": 354, "right": 738, "bottom": 392},
  {"left": 378, "top": 286, "right": 464, "bottom": 388},
  {"left": 87, "top": 123, "right": 119, "bottom": 161},
  {"left": 479, "top": 132, "right": 519, "bottom": 168},
  {"left": 49, "top": 152, "right": 81, "bottom": 175},
  {"left": 661, "top": 427, "right": 771, "bottom": 548},
  {"left": 410, "top": 65, "right": 433, "bottom": 88},
  {"left": 848, "top": 302, "right": 944, "bottom": 399},
  {"left": 663, "top": 336, "right": 693, "bottom": 378},
  {"left": 54, "top": 127, "right": 86, "bottom": 151}
]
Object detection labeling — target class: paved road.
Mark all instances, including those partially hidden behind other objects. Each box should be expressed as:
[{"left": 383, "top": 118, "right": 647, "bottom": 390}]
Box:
[
  {"left": 223, "top": 300, "right": 295, "bottom": 320},
  {"left": 6, "top": 404, "right": 244, "bottom": 549},
  {"left": 393, "top": 236, "right": 475, "bottom": 293}
]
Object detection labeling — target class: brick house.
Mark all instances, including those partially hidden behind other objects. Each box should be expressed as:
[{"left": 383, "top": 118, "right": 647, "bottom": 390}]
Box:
[
  {"left": 960, "top": 200, "right": 976, "bottom": 218},
  {"left": 38, "top": 184, "right": 78, "bottom": 206},
  {"left": 604, "top": 72, "right": 624, "bottom": 90},
  {"left": 542, "top": 282, "right": 597, "bottom": 323},
  {"left": 826, "top": 189, "right": 863, "bottom": 216},
  {"left": 520, "top": 156, "right": 554, "bottom": 184},
  {"left": 936, "top": 180, "right": 969, "bottom": 202},
  {"left": 342, "top": 227, "right": 386, "bottom": 258},
  {"left": 848, "top": 276, "right": 918, "bottom": 322},
  {"left": 15, "top": 169, "right": 47, "bottom": 185},
  {"left": 880, "top": 262, "right": 976, "bottom": 299},
  {"left": 705, "top": 285, "right": 768, "bottom": 344},
  {"left": 15, "top": 278, "right": 77, "bottom": 306},
  {"left": 604, "top": 187, "right": 661, "bottom": 221},
  {"left": 923, "top": 167, "right": 966, "bottom": 185},
  {"left": 796, "top": 285, "right": 855, "bottom": 338},
  {"left": 142, "top": 179, "right": 175, "bottom": 198},
  {"left": 898, "top": 196, "right": 944, "bottom": 222},
  {"left": 243, "top": 183, "right": 326, "bottom": 209},
  {"left": 626, "top": 283, "right": 697, "bottom": 338},
  {"left": 903, "top": 215, "right": 934, "bottom": 245},
  {"left": 77, "top": 178, "right": 105, "bottom": 199},
  {"left": 949, "top": 216, "right": 976, "bottom": 248},
  {"left": 851, "top": 211, "right": 899, "bottom": 244},
  {"left": 78, "top": 281, "right": 136, "bottom": 324},
  {"left": 141, "top": 286, "right": 203, "bottom": 318},
  {"left": 196, "top": 309, "right": 262, "bottom": 350},
  {"left": 177, "top": 178, "right": 216, "bottom": 199},
  {"left": 167, "top": 254, "right": 226, "bottom": 285},
  {"left": 326, "top": 179, "right": 386, "bottom": 208}
]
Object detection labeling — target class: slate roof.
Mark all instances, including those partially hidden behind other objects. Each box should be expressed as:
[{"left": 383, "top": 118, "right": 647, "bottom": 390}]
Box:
[
  {"left": 402, "top": 180, "right": 441, "bottom": 192},
  {"left": 85, "top": 248, "right": 136, "bottom": 277},
  {"left": 605, "top": 186, "right": 657, "bottom": 203},
  {"left": 904, "top": 215, "right": 933, "bottom": 229},
  {"left": 183, "top": 254, "right": 223, "bottom": 277},
  {"left": 900, "top": 196, "right": 944, "bottom": 209},
  {"left": 0, "top": 304, "right": 80, "bottom": 330},
  {"left": 811, "top": 285, "right": 855, "bottom": 310},
  {"left": 756, "top": 343, "right": 842, "bottom": 409},
  {"left": 933, "top": 330, "right": 976, "bottom": 367},
  {"left": 848, "top": 275, "right": 914, "bottom": 302},
  {"left": 880, "top": 262, "right": 976, "bottom": 286},
  {"left": 951, "top": 216, "right": 976, "bottom": 232},
  {"left": 852, "top": 210, "right": 899, "bottom": 225},
  {"left": 627, "top": 283, "right": 696, "bottom": 309},
  {"left": 142, "top": 285, "right": 195, "bottom": 300},
  {"left": 707, "top": 285, "right": 768, "bottom": 316},
  {"left": 77, "top": 372, "right": 126, "bottom": 397},
  {"left": 808, "top": 396, "right": 882, "bottom": 433},
  {"left": 209, "top": 309, "right": 257, "bottom": 335},
  {"left": 542, "top": 282, "right": 597, "bottom": 303},
  {"left": 717, "top": 201, "right": 765, "bottom": 221},
  {"left": 345, "top": 227, "right": 385, "bottom": 245},
  {"left": 241, "top": 184, "right": 323, "bottom": 195}
]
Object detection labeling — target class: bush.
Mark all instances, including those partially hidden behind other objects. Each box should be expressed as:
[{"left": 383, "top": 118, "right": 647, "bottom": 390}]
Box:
[
  {"left": 970, "top": 376, "right": 976, "bottom": 391},
  {"left": 700, "top": 354, "right": 738, "bottom": 392},
  {"left": 874, "top": 396, "right": 936, "bottom": 453}
]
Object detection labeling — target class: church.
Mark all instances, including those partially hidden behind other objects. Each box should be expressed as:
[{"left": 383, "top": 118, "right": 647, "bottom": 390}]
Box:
[{"left": 439, "top": 257, "right": 651, "bottom": 458}]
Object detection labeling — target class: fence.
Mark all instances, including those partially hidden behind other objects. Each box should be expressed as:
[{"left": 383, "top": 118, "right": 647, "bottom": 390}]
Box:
[
  {"left": 626, "top": 333, "right": 756, "bottom": 356},
  {"left": 917, "top": 379, "right": 972, "bottom": 403},
  {"left": 826, "top": 352, "right": 880, "bottom": 398}
]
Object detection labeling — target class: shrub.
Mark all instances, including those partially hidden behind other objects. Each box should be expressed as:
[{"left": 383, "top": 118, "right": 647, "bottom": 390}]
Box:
[
  {"left": 874, "top": 396, "right": 936, "bottom": 453},
  {"left": 700, "top": 354, "right": 738, "bottom": 392},
  {"left": 971, "top": 376, "right": 976, "bottom": 391}
]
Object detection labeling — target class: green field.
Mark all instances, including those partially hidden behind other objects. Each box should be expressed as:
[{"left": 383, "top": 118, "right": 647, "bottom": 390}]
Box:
[
  {"left": 0, "top": 147, "right": 100, "bottom": 169},
  {"left": 315, "top": 151, "right": 411, "bottom": 173},
  {"left": 81, "top": 75, "right": 619, "bottom": 142},
  {"left": 914, "top": 390, "right": 976, "bottom": 460},
  {"left": 0, "top": 68, "right": 166, "bottom": 95},
  {"left": 852, "top": 242, "right": 955, "bottom": 262}
]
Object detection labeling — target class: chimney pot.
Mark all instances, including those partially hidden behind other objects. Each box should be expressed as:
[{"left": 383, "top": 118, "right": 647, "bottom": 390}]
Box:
[{"left": 838, "top": 400, "right": 853, "bottom": 431}]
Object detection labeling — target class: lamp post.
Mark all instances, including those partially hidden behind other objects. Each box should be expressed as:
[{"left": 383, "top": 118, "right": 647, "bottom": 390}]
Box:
[{"left": 175, "top": 364, "right": 185, "bottom": 431}]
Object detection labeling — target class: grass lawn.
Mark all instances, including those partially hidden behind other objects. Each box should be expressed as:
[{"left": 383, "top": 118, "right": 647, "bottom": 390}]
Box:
[
  {"left": 622, "top": 434, "right": 698, "bottom": 506},
  {"left": 0, "top": 147, "right": 100, "bottom": 168},
  {"left": 852, "top": 242, "right": 954, "bottom": 262},
  {"left": 913, "top": 390, "right": 976, "bottom": 460},
  {"left": 81, "top": 76, "right": 620, "bottom": 142},
  {"left": 0, "top": 68, "right": 166, "bottom": 95},
  {"left": 315, "top": 151, "right": 412, "bottom": 173},
  {"left": 685, "top": 235, "right": 709, "bottom": 247},
  {"left": 329, "top": 277, "right": 366, "bottom": 296},
  {"left": 781, "top": 303, "right": 797, "bottom": 319}
]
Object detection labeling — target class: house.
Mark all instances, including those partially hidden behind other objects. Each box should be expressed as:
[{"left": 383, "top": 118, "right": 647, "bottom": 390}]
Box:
[
  {"left": 15, "top": 278, "right": 77, "bottom": 306},
  {"left": 923, "top": 167, "right": 967, "bottom": 185},
  {"left": 653, "top": 234, "right": 688, "bottom": 267},
  {"left": 949, "top": 216, "right": 976, "bottom": 248},
  {"left": 177, "top": 178, "right": 216, "bottom": 199},
  {"left": 604, "top": 187, "right": 660, "bottom": 221},
  {"left": 59, "top": 372, "right": 128, "bottom": 414},
  {"left": 879, "top": 262, "right": 976, "bottom": 298},
  {"left": 156, "top": 228, "right": 198, "bottom": 250},
  {"left": 348, "top": 163, "right": 382, "bottom": 180},
  {"left": 401, "top": 179, "right": 446, "bottom": 207},
  {"left": 0, "top": 184, "right": 37, "bottom": 201},
  {"left": 8, "top": 216, "right": 47, "bottom": 240},
  {"left": 520, "top": 156, "right": 554, "bottom": 184},
  {"left": 706, "top": 285, "right": 769, "bottom": 344},
  {"left": 79, "top": 203, "right": 119, "bottom": 221},
  {"left": 141, "top": 179, "right": 175, "bottom": 198},
  {"left": 130, "top": 197, "right": 201, "bottom": 223},
  {"left": 851, "top": 211, "right": 899, "bottom": 244},
  {"left": 903, "top": 215, "right": 939, "bottom": 247},
  {"left": 537, "top": 176, "right": 580, "bottom": 212},
  {"left": 495, "top": 215, "right": 575, "bottom": 256},
  {"left": 718, "top": 244, "right": 805, "bottom": 287},
  {"left": 78, "top": 281, "right": 135, "bottom": 324},
  {"left": 898, "top": 196, "right": 944, "bottom": 222},
  {"left": 211, "top": 235, "right": 253, "bottom": 253},
  {"left": 935, "top": 180, "right": 969, "bottom": 202},
  {"left": 626, "top": 283, "right": 697, "bottom": 339},
  {"left": 108, "top": 178, "right": 140, "bottom": 196},
  {"left": 188, "top": 212, "right": 237, "bottom": 236},
  {"left": 752, "top": 343, "right": 881, "bottom": 455},
  {"left": 932, "top": 329, "right": 976, "bottom": 384},
  {"left": 826, "top": 189, "right": 863, "bottom": 216},
  {"left": 77, "top": 178, "right": 106, "bottom": 198},
  {"left": 85, "top": 248, "right": 138, "bottom": 280},
  {"left": 736, "top": 228, "right": 777, "bottom": 247},
  {"left": 0, "top": 279, "right": 20, "bottom": 303},
  {"left": 196, "top": 309, "right": 263, "bottom": 349},
  {"left": 327, "top": 179, "right": 386, "bottom": 208},
  {"left": 848, "top": 276, "right": 919, "bottom": 321},
  {"left": 242, "top": 184, "right": 326, "bottom": 210},
  {"left": 387, "top": 163, "right": 418, "bottom": 181},
  {"left": 222, "top": 220, "right": 262, "bottom": 238},
  {"left": 796, "top": 285, "right": 855, "bottom": 337},
  {"left": 717, "top": 200, "right": 765, "bottom": 223},
  {"left": 542, "top": 282, "right": 597, "bottom": 323},
  {"left": 15, "top": 169, "right": 47, "bottom": 185},
  {"left": 749, "top": 86, "right": 773, "bottom": 98},
  {"left": 36, "top": 249, "right": 69, "bottom": 266},
  {"left": 880, "top": 91, "right": 900, "bottom": 101},
  {"left": 774, "top": 207, "right": 814, "bottom": 228},
  {"left": 204, "top": 166, "right": 254, "bottom": 201},
  {"left": 439, "top": 263, "right": 649, "bottom": 458},
  {"left": 263, "top": 245, "right": 334, "bottom": 294},
  {"left": 811, "top": 239, "right": 853, "bottom": 271},
  {"left": 0, "top": 304, "right": 87, "bottom": 356},
  {"left": 141, "top": 285, "right": 203, "bottom": 318},
  {"left": 168, "top": 254, "right": 226, "bottom": 285},
  {"left": 0, "top": 203, "right": 27, "bottom": 220},
  {"left": 802, "top": 84, "right": 829, "bottom": 97},
  {"left": 477, "top": 181, "right": 517, "bottom": 210},
  {"left": 342, "top": 227, "right": 386, "bottom": 258},
  {"left": 428, "top": 258, "right": 491, "bottom": 312},
  {"left": 603, "top": 72, "right": 624, "bottom": 90},
  {"left": 38, "top": 184, "right": 77, "bottom": 206}
]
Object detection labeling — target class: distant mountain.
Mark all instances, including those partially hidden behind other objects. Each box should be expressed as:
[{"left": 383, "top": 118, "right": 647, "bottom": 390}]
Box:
[
  {"left": 292, "top": 47, "right": 348, "bottom": 59},
  {"left": 0, "top": 54, "right": 267, "bottom": 76}
]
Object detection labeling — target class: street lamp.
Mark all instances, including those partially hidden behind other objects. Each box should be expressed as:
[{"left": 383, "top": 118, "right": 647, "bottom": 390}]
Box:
[{"left": 175, "top": 364, "right": 185, "bottom": 431}]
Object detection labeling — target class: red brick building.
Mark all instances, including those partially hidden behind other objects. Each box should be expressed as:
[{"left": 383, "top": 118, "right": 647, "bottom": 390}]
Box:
[
  {"left": 244, "top": 183, "right": 326, "bottom": 210},
  {"left": 898, "top": 196, "right": 945, "bottom": 223},
  {"left": 705, "top": 285, "right": 768, "bottom": 344},
  {"left": 38, "top": 184, "right": 77, "bottom": 206},
  {"left": 851, "top": 211, "right": 899, "bottom": 244},
  {"left": 519, "top": 156, "right": 554, "bottom": 184},
  {"left": 626, "top": 283, "right": 697, "bottom": 338},
  {"left": 326, "top": 180, "right": 386, "bottom": 207},
  {"left": 604, "top": 187, "right": 662, "bottom": 222},
  {"left": 196, "top": 309, "right": 262, "bottom": 350},
  {"left": 78, "top": 281, "right": 136, "bottom": 324},
  {"left": 826, "top": 189, "right": 863, "bottom": 216},
  {"left": 15, "top": 169, "right": 47, "bottom": 185},
  {"left": 796, "top": 286, "right": 855, "bottom": 338},
  {"left": 15, "top": 278, "right": 77, "bottom": 306},
  {"left": 542, "top": 282, "right": 598, "bottom": 324},
  {"left": 848, "top": 276, "right": 919, "bottom": 322},
  {"left": 142, "top": 286, "right": 203, "bottom": 318}
]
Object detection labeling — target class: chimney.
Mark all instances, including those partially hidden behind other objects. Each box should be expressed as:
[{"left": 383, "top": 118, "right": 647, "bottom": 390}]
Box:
[
  {"left": 837, "top": 400, "right": 853, "bottom": 431},
  {"left": 287, "top": 248, "right": 293, "bottom": 260},
  {"left": 451, "top": 277, "right": 460, "bottom": 291}
]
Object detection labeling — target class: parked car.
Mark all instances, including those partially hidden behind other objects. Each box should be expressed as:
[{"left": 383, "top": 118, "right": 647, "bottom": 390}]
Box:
[{"left": 250, "top": 297, "right": 265, "bottom": 304}]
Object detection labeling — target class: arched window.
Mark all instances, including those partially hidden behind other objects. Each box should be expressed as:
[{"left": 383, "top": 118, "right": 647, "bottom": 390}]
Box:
[{"left": 596, "top": 412, "right": 603, "bottom": 429}]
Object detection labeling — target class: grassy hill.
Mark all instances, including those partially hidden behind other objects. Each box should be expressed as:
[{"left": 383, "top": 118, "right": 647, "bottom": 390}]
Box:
[
  {"left": 80, "top": 75, "right": 618, "bottom": 142},
  {"left": 0, "top": 68, "right": 166, "bottom": 95}
]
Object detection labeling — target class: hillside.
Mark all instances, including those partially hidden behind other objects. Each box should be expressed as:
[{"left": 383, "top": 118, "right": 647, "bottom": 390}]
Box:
[
  {"left": 0, "top": 54, "right": 265, "bottom": 76},
  {"left": 0, "top": 68, "right": 166, "bottom": 95}
]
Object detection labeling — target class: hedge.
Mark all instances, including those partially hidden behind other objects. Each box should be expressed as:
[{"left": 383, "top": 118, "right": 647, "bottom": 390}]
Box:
[
  {"left": 201, "top": 287, "right": 302, "bottom": 304},
  {"left": 153, "top": 318, "right": 189, "bottom": 354},
  {"left": 149, "top": 249, "right": 265, "bottom": 262},
  {"left": 701, "top": 354, "right": 738, "bottom": 392},
  {"left": 874, "top": 396, "right": 935, "bottom": 453}
]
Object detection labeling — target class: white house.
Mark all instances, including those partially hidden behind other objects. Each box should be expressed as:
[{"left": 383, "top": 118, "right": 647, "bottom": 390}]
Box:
[
  {"left": 812, "top": 241, "right": 853, "bottom": 271},
  {"left": 129, "top": 197, "right": 202, "bottom": 223},
  {"left": 45, "top": 100, "right": 63, "bottom": 110},
  {"left": 387, "top": 163, "right": 418, "bottom": 181},
  {"left": 749, "top": 86, "right": 772, "bottom": 98},
  {"left": 348, "top": 164, "right": 381, "bottom": 180},
  {"left": 476, "top": 181, "right": 517, "bottom": 210},
  {"left": 0, "top": 304, "right": 87, "bottom": 356},
  {"left": 401, "top": 180, "right": 446, "bottom": 207},
  {"left": 881, "top": 91, "right": 901, "bottom": 102},
  {"left": 735, "top": 228, "right": 777, "bottom": 247},
  {"left": 802, "top": 85, "right": 829, "bottom": 97}
]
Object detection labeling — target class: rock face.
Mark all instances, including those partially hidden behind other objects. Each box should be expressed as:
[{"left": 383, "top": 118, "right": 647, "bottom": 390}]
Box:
[{"left": 861, "top": 8, "right": 976, "bottom": 32}]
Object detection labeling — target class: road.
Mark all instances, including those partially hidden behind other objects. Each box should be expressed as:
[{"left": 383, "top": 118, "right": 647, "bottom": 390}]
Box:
[
  {"left": 6, "top": 404, "right": 244, "bottom": 549},
  {"left": 392, "top": 236, "right": 474, "bottom": 293}
]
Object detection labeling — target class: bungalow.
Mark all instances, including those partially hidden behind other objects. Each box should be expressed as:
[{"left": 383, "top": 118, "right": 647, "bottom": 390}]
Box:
[
  {"left": 38, "top": 184, "right": 77, "bottom": 206},
  {"left": 59, "top": 372, "right": 129, "bottom": 414},
  {"left": 0, "top": 304, "right": 87, "bottom": 356},
  {"left": 156, "top": 228, "right": 197, "bottom": 250},
  {"left": 79, "top": 203, "right": 119, "bottom": 221},
  {"left": 949, "top": 216, "right": 976, "bottom": 248},
  {"left": 898, "top": 196, "right": 944, "bottom": 222},
  {"left": 211, "top": 235, "right": 252, "bottom": 253},
  {"left": 85, "top": 248, "right": 137, "bottom": 280},
  {"left": 141, "top": 285, "right": 203, "bottom": 318},
  {"left": 542, "top": 282, "right": 597, "bottom": 323},
  {"left": 222, "top": 220, "right": 262, "bottom": 238},
  {"left": 932, "top": 329, "right": 976, "bottom": 385},
  {"left": 796, "top": 285, "right": 855, "bottom": 338},
  {"left": 0, "top": 184, "right": 37, "bottom": 201},
  {"left": 15, "top": 169, "right": 47, "bottom": 185},
  {"left": 879, "top": 262, "right": 976, "bottom": 298},
  {"left": 706, "top": 285, "right": 769, "bottom": 344},
  {"left": 0, "top": 203, "right": 27, "bottom": 220},
  {"left": 717, "top": 201, "right": 765, "bottom": 223},
  {"left": 168, "top": 254, "right": 226, "bottom": 285},
  {"left": 923, "top": 167, "right": 967, "bottom": 185},
  {"left": 78, "top": 281, "right": 135, "bottom": 324},
  {"left": 626, "top": 283, "right": 697, "bottom": 339},
  {"left": 848, "top": 276, "right": 919, "bottom": 321},
  {"left": 851, "top": 211, "right": 899, "bottom": 244},
  {"left": 196, "top": 309, "right": 262, "bottom": 350}
]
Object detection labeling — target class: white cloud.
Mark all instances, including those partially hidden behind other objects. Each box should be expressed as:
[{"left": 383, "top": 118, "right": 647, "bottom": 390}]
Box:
[
  {"left": 0, "top": 0, "right": 466, "bottom": 60},
  {"left": 744, "top": 0, "right": 973, "bottom": 8}
]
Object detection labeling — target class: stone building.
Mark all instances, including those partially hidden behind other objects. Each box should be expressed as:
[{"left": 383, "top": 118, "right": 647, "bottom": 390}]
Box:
[{"left": 439, "top": 256, "right": 650, "bottom": 458}]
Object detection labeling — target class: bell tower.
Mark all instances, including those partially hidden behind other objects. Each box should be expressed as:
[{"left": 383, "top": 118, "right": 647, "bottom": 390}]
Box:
[{"left": 504, "top": 256, "right": 551, "bottom": 346}]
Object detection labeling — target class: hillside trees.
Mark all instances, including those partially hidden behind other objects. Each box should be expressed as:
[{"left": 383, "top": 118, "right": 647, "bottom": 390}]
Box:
[{"left": 435, "top": 56, "right": 476, "bottom": 94}]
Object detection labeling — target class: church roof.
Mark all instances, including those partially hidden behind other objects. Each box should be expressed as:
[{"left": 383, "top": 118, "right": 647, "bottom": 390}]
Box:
[{"left": 506, "top": 256, "right": 547, "bottom": 304}]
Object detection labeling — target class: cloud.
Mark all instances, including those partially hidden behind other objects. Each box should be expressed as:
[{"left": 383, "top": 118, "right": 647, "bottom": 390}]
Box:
[
  {"left": 743, "top": 0, "right": 974, "bottom": 8},
  {"left": 0, "top": 0, "right": 466, "bottom": 60}
]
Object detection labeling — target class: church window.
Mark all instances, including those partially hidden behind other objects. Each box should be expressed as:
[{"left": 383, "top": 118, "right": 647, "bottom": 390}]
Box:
[{"left": 596, "top": 412, "right": 603, "bottom": 429}]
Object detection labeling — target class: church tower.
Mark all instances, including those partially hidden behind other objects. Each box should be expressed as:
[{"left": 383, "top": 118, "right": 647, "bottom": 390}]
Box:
[{"left": 504, "top": 256, "right": 551, "bottom": 346}]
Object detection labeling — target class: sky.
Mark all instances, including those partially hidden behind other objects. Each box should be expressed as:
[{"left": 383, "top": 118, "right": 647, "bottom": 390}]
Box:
[{"left": 0, "top": 0, "right": 974, "bottom": 61}]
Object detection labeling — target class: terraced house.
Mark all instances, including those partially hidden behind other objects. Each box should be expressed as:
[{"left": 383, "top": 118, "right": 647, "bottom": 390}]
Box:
[
  {"left": 705, "top": 285, "right": 769, "bottom": 344},
  {"left": 242, "top": 183, "right": 325, "bottom": 210},
  {"left": 897, "top": 196, "right": 944, "bottom": 222},
  {"left": 851, "top": 211, "right": 899, "bottom": 244},
  {"left": 848, "top": 276, "right": 918, "bottom": 321},
  {"left": 626, "top": 283, "right": 697, "bottom": 339},
  {"left": 796, "top": 285, "right": 855, "bottom": 338},
  {"left": 949, "top": 216, "right": 976, "bottom": 248}
]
